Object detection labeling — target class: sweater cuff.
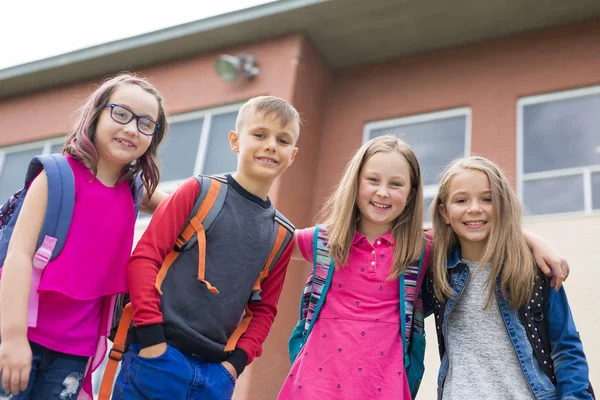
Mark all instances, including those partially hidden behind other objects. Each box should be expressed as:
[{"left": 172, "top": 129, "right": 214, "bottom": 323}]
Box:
[
  {"left": 225, "top": 348, "right": 249, "bottom": 376},
  {"left": 135, "top": 324, "right": 166, "bottom": 348}
]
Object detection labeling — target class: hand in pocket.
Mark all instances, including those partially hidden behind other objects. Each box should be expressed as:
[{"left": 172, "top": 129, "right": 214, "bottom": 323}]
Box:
[
  {"left": 221, "top": 361, "right": 238, "bottom": 380},
  {"left": 138, "top": 342, "right": 168, "bottom": 359}
]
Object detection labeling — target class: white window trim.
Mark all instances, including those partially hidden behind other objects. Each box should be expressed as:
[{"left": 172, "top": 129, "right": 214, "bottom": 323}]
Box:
[
  {"left": 362, "top": 107, "right": 472, "bottom": 199},
  {"left": 157, "top": 101, "right": 242, "bottom": 193},
  {"left": 0, "top": 137, "right": 65, "bottom": 177},
  {"left": 516, "top": 85, "right": 600, "bottom": 219}
]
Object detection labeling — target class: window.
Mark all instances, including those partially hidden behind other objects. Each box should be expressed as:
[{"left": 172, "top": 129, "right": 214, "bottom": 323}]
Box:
[
  {"left": 363, "top": 107, "right": 471, "bottom": 222},
  {"left": 157, "top": 103, "right": 240, "bottom": 193},
  {"left": 0, "top": 138, "right": 65, "bottom": 201},
  {"left": 517, "top": 86, "right": 600, "bottom": 217}
]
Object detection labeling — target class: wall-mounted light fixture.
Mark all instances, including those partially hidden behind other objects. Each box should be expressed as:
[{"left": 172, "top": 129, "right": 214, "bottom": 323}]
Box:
[{"left": 215, "top": 53, "right": 259, "bottom": 83}]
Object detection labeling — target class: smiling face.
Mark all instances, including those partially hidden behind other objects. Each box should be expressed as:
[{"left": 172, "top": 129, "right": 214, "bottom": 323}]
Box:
[
  {"left": 356, "top": 150, "right": 413, "bottom": 239},
  {"left": 94, "top": 83, "right": 157, "bottom": 169},
  {"left": 229, "top": 108, "right": 299, "bottom": 187},
  {"left": 439, "top": 168, "right": 494, "bottom": 260}
]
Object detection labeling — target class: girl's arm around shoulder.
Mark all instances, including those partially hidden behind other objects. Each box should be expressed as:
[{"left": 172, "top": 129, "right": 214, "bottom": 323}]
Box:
[
  {"left": 292, "top": 227, "right": 316, "bottom": 263},
  {"left": 291, "top": 230, "right": 303, "bottom": 261},
  {"left": 524, "top": 231, "right": 570, "bottom": 290},
  {"left": 0, "top": 171, "right": 48, "bottom": 394},
  {"left": 546, "top": 286, "right": 593, "bottom": 399}
]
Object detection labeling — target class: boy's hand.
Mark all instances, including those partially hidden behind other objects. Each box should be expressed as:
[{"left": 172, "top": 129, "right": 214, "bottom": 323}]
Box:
[
  {"left": 0, "top": 337, "right": 32, "bottom": 395},
  {"left": 221, "top": 361, "right": 238, "bottom": 380},
  {"left": 138, "top": 342, "right": 167, "bottom": 359}
]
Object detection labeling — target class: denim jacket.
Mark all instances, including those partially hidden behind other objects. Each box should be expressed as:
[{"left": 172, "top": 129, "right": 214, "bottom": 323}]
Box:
[{"left": 425, "top": 248, "right": 592, "bottom": 400}]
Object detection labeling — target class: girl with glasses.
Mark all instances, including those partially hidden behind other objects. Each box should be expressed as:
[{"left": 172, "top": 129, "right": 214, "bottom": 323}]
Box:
[{"left": 0, "top": 73, "right": 168, "bottom": 399}]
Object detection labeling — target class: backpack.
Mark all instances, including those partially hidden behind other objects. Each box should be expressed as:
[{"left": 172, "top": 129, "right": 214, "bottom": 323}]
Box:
[
  {"left": 288, "top": 225, "right": 431, "bottom": 398},
  {"left": 99, "top": 175, "right": 295, "bottom": 400},
  {"left": 0, "top": 154, "right": 144, "bottom": 328},
  {"left": 428, "top": 267, "right": 595, "bottom": 398}
]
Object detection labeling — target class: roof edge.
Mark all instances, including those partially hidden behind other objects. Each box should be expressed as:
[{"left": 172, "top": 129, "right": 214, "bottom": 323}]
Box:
[{"left": 0, "top": 0, "right": 327, "bottom": 82}]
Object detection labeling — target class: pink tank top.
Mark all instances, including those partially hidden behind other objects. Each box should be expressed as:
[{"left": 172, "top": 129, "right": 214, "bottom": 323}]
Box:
[{"left": 28, "top": 156, "right": 135, "bottom": 356}]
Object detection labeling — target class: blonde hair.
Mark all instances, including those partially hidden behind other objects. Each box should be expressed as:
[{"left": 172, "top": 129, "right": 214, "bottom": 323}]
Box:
[
  {"left": 63, "top": 73, "right": 168, "bottom": 200},
  {"left": 431, "top": 156, "right": 536, "bottom": 309},
  {"left": 318, "top": 135, "right": 424, "bottom": 278},
  {"left": 235, "top": 96, "right": 300, "bottom": 139}
]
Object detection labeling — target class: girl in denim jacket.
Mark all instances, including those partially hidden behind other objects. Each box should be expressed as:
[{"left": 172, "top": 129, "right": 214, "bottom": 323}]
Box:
[{"left": 428, "top": 156, "right": 593, "bottom": 400}]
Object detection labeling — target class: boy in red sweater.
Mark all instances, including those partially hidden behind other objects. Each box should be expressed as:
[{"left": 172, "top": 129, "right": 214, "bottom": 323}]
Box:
[{"left": 113, "top": 96, "right": 300, "bottom": 400}]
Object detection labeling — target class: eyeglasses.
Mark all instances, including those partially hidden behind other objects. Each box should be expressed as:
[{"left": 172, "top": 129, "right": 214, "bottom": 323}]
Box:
[{"left": 104, "top": 104, "right": 160, "bottom": 136}]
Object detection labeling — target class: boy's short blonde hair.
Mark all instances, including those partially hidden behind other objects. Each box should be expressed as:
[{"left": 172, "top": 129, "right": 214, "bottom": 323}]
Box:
[{"left": 235, "top": 96, "right": 300, "bottom": 135}]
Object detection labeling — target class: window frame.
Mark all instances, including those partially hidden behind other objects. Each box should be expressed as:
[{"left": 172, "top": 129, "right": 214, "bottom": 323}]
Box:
[
  {"left": 157, "top": 101, "right": 243, "bottom": 193},
  {"left": 0, "top": 136, "right": 66, "bottom": 183},
  {"left": 516, "top": 85, "right": 600, "bottom": 220},
  {"left": 362, "top": 107, "right": 472, "bottom": 200}
]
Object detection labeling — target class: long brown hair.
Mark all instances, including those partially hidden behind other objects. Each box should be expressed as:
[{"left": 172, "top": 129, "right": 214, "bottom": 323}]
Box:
[
  {"left": 318, "top": 135, "right": 424, "bottom": 278},
  {"left": 63, "top": 72, "right": 168, "bottom": 200},
  {"left": 431, "top": 156, "right": 536, "bottom": 309}
]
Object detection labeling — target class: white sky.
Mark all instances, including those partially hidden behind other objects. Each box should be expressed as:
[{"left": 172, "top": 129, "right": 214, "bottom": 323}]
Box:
[{"left": 0, "top": 0, "right": 276, "bottom": 70}]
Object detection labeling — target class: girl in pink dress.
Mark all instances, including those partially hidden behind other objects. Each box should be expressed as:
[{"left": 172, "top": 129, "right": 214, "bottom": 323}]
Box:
[
  {"left": 279, "top": 135, "right": 425, "bottom": 399},
  {"left": 0, "top": 73, "right": 168, "bottom": 400}
]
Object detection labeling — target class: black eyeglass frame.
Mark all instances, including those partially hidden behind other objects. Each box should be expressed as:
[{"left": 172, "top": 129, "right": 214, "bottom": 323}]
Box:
[{"left": 104, "top": 104, "right": 160, "bottom": 137}]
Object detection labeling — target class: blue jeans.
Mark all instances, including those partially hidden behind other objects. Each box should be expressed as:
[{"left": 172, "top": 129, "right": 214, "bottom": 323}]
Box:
[
  {"left": 0, "top": 341, "right": 88, "bottom": 400},
  {"left": 113, "top": 343, "right": 236, "bottom": 400}
]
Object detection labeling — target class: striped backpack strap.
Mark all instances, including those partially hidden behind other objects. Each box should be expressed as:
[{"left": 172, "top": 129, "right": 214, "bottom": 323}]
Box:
[
  {"left": 399, "top": 236, "right": 429, "bottom": 351},
  {"left": 403, "top": 236, "right": 431, "bottom": 340},
  {"left": 302, "top": 225, "right": 335, "bottom": 337}
]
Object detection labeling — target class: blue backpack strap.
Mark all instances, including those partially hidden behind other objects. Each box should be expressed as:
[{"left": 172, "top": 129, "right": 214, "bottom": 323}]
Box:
[
  {"left": 29, "top": 155, "right": 74, "bottom": 260},
  {"left": 132, "top": 173, "right": 144, "bottom": 218},
  {"left": 0, "top": 154, "right": 73, "bottom": 266}
]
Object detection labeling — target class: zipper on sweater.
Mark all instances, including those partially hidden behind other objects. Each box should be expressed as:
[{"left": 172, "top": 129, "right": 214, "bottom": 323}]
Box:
[{"left": 496, "top": 291, "right": 537, "bottom": 399}]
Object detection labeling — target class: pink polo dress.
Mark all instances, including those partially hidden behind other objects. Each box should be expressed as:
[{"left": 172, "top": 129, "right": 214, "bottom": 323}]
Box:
[{"left": 278, "top": 227, "right": 412, "bottom": 399}]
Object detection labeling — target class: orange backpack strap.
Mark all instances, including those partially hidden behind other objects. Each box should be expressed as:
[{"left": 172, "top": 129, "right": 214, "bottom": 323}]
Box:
[
  {"left": 99, "top": 303, "right": 133, "bottom": 400},
  {"left": 155, "top": 176, "right": 228, "bottom": 294},
  {"left": 224, "top": 210, "right": 295, "bottom": 351}
]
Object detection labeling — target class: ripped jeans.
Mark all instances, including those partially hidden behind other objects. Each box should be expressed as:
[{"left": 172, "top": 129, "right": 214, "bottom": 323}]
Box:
[{"left": 0, "top": 341, "right": 88, "bottom": 400}]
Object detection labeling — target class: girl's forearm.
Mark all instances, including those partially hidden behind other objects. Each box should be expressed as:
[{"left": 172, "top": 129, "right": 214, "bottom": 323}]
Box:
[
  {"left": 141, "top": 189, "right": 168, "bottom": 214},
  {"left": 0, "top": 253, "right": 33, "bottom": 340}
]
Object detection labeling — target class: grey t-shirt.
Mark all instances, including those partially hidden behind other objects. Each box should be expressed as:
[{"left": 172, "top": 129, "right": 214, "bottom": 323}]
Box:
[{"left": 442, "top": 260, "right": 535, "bottom": 400}]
